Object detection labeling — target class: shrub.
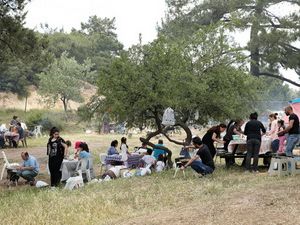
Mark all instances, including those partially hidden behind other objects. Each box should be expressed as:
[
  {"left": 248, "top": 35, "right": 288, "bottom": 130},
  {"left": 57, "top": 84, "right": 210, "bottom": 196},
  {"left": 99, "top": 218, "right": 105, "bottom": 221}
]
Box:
[{"left": 26, "top": 110, "right": 64, "bottom": 132}]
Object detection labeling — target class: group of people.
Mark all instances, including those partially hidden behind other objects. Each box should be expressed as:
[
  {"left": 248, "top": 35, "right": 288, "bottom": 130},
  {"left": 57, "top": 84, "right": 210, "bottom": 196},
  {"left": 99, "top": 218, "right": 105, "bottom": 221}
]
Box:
[
  {"left": 10, "top": 105, "right": 300, "bottom": 187},
  {"left": 103, "top": 138, "right": 166, "bottom": 179},
  {"left": 0, "top": 115, "right": 26, "bottom": 148},
  {"left": 181, "top": 106, "right": 300, "bottom": 175}
]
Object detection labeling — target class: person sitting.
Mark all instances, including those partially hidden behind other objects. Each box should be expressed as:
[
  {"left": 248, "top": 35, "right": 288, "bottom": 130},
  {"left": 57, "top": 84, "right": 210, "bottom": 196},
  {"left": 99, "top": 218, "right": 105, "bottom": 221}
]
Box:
[
  {"left": 152, "top": 140, "right": 166, "bottom": 160},
  {"left": 107, "top": 140, "right": 119, "bottom": 155},
  {"left": 120, "top": 137, "right": 130, "bottom": 154},
  {"left": 180, "top": 137, "right": 215, "bottom": 176},
  {"left": 17, "top": 122, "right": 25, "bottom": 145},
  {"left": 141, "top": 149, "right": 156, "bottom": 168},
  {"left": 78, "top": 142, "right": 91, "bottom": 159},
  {"left": 136, "top": 142, "right": 152, "bottom": 155},
  {"left": 9, "top": 115, "right": 19, "bottom": 131},
  {"left": 16, "top": 152, "right": 39, "bottom": 185},
  {"left": 156, "top": 154, "right": 165, "bottom": 172}
]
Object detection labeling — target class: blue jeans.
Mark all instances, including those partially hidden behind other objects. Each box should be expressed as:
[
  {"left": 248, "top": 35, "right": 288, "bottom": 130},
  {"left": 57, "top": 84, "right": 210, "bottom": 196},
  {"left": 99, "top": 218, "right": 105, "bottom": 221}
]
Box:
[
  {"left": 16, "top": 170, "right": 38, "bottom": 182},
  {"left": 285, "top": 134, "right": 300, "bottom": 156},
  {"left": 191, "top": 160, "right": 214, "bottom": 175},
  {"left": 271, "top": 139, "right": 279, "bottom": 153}
]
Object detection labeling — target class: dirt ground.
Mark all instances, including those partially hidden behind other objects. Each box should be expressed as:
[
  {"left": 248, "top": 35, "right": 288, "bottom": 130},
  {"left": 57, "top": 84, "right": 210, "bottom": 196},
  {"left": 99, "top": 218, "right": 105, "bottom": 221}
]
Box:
[{"left": 2, "top": 141, "right": 300, "bottom": 225}]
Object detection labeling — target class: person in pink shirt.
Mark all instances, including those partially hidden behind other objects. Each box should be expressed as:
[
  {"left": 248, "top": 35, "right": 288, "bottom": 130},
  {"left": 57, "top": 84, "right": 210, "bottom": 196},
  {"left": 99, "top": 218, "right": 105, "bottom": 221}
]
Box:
[
  {"left": 268, "top": 113, "right": 279, "bottom": 152},
  {"left": 277, "top": 120, "right": 286, "bottom": 154}
]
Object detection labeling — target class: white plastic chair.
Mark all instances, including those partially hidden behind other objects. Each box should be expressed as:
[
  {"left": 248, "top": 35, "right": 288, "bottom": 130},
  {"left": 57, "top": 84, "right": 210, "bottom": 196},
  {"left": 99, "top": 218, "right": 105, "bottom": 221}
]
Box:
[
  {"left": 99, "top": 153, "right": 107, "bottom": 174},
  {"left": 78, "top": 158, "right": 91, "bottom": 182},
  {"left": 1, "top": 151, "right": 19, "bottom": 180}
]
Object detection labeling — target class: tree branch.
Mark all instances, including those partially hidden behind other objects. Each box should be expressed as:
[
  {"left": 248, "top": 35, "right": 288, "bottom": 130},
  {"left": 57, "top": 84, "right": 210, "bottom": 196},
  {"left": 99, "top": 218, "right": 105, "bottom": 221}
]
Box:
[{"left": 258, "top": 72, "right": 300, "bottom": 87}]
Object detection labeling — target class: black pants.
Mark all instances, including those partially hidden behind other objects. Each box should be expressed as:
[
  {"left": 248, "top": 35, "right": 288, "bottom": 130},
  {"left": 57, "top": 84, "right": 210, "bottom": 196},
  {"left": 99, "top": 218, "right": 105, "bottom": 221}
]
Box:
[
  {"left": 245, "top": 139, "right": 261, "bottom": 171},
  {"left": 49, "top": 157, "right": 63, "bottom": 187},
  {"left": 223, "top": 139, "right": 237, "bottom": 166},
  {"left": 204, "top": 143, "right": 216, "bottom": 158}
]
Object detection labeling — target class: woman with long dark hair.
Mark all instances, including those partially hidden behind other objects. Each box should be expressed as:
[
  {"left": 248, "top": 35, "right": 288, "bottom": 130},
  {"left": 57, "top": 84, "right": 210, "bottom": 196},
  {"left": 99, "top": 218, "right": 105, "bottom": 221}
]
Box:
[
  {"left": 202, "top": 124, "right": 227, "bottom": 158},
  {"left": 223, "top": 119, "right": 244, "bottom": 166},
  {"left": 47, "top": 127, "right": 68, "bottom": 187}
]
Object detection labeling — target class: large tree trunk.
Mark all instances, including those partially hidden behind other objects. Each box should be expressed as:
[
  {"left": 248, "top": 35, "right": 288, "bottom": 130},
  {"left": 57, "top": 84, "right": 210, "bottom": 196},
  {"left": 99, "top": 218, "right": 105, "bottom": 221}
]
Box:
[
  {"left": 249, "top": 7, "right": 262, "bottom": 77},
  {"left": 139, "top": 122, "right": 193, "bottom": 168}
]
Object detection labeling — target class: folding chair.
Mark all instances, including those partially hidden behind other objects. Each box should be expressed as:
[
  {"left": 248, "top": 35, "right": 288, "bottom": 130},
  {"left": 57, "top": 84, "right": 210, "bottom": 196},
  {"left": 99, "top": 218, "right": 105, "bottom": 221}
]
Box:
[
  {"left": 99, "top": 153, "right": 107, "bottom": 175},
  {"left": 173, "top": 159, "right": 189, "bottom": 178},
  {"left": 1, "top": 151, "right": 19, "bottom": 180}
]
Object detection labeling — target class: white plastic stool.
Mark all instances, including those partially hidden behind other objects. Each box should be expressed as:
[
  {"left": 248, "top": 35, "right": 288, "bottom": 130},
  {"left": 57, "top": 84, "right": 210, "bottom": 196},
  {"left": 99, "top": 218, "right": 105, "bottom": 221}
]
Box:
[
  {"left": 268, "top": 157, "right": 290, "bottom": 176},
  {"left": 289, "top": 157, "right": 300, "bottom": 175}
]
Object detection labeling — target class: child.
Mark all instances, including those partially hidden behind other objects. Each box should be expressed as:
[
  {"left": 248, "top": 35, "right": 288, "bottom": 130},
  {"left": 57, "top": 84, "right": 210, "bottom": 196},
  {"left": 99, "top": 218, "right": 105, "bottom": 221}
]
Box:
[
  {"left": 277, "top": 120, "right": 286, "bottom": 154},
  {"left": 78, "top": 142, "right": 91, "bottom": 159},
  {"left": 65, "top": 140, "right": 72, "bottom": 159},
  {"left": 141, "top": 149, "right": 156, "bottom": 167},
  {"left": 101, "top": 165, "right": 126, "bottom": 180},
  {"left": 156, "top": 154, "right": 165, "bottom": 172}
]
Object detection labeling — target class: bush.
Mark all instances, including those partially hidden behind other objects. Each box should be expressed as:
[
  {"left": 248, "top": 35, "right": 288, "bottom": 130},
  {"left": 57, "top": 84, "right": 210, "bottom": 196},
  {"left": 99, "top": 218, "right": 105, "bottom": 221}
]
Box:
[
  {"left": 26, "top": 110, "right": 44, "bottom": 130},
  {"left": 26, "top": 110, "right": 64, "bottom": 132}
]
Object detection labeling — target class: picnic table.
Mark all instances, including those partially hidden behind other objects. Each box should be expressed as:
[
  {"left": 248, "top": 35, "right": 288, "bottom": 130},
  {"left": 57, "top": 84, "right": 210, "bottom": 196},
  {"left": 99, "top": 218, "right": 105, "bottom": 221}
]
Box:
[
  {"left": 105, "top": 154, "right": 143, "bottom": 168},
  {"left": 221, "top": 136, "right": 273, "bottom": 166},
  {"left": 228, "top": 136, "right": 272, "bottom": 154}
]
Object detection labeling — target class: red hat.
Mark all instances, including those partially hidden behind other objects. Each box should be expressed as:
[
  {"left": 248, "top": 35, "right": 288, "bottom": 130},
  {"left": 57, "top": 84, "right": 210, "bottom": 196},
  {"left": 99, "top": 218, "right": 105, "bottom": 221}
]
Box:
[{"left": 75, "top": 141, "right": 82, "bottom": 149}]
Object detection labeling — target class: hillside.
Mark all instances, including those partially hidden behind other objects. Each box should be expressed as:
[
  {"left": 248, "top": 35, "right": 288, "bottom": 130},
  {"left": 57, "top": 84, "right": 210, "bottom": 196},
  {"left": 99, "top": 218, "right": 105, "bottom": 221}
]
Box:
[{"left": 0, "top": 85, "right": 97, "bottom": 111}]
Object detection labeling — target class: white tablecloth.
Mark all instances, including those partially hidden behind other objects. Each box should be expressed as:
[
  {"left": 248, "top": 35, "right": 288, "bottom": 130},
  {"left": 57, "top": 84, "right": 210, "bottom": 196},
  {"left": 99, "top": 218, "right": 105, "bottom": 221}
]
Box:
[{"left": 228, "top": 136, "right": 272, "bottom": 154}]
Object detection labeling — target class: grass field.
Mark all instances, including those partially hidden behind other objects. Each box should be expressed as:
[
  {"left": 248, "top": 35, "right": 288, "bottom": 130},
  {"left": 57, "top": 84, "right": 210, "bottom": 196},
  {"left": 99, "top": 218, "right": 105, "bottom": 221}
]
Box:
[{"left": 1, "top": 133, "right": 300, "bottom": 225}]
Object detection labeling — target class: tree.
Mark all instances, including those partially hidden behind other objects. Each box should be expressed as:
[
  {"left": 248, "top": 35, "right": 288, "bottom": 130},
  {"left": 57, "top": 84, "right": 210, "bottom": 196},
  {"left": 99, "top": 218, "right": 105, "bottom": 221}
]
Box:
[
  {"left": 93, "top": 30, "right": 259, "bottom": 165},
  {"left": 0, "top": 0, "right": 51, "bottom": 96},
  {"left": 160, "top": 0, "right": 300, "bottom": 87},
  {"left": 38, "top": 52, "right": 96, "bottom": 112},
  {"left": 46, "top": 15, "right": 123, "bottom": 82}
]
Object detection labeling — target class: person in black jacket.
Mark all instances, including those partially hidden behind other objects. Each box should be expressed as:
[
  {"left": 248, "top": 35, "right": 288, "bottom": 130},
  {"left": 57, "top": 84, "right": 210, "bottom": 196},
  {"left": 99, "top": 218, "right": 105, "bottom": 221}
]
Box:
[
  {"left": 202, "top": 124, "right": 227, "bottom": 158},
  {"left": 244, "top": 112, "right": 266, "bottom": 173},
  {"left": 47, "top": 127, "right": 68, "bottom": 187}
]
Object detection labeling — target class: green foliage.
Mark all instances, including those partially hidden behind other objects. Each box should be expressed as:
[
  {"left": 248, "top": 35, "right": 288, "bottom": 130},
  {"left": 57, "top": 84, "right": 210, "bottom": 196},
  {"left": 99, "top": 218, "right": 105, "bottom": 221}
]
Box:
[
  {"left": 38, "top": 52, "right": 96, "bottom": 111},
  {"left": 97, "top": 30, "right": 259, "bottom": 128},
  {"left": 0, "top": 1, "right": 52, "bottom": 96},
  {"left": 25, "top": 110, "right": 64, "bottom": 131},
  {"left": 46, "top": 16, "right": 123, "bottom": 80},
  {"left": 161, "top": 0, "right": 300, "bottom": 87}
]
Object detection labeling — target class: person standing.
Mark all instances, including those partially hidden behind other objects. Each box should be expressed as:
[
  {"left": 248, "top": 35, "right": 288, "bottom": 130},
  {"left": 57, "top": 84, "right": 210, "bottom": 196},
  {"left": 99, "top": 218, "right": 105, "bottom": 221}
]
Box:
[
  {"left": 202, "top": 124, "right": 227, "bottom": 158},
  {"left": 268, "top": 114, "right": 279, "bottom": 152},
  {"left": 278, "top": 106, "right": 300, "bottom": 156},
  {"left": 223, "top": 119, "right": 244, "bottom": 166},
  {"left": 16, "top": 152, "right": 39, "bottom": 185},
  {"left": 244, "top": 112, "right": 266, "bottom": 173},
  {"left": 47, "top": 127, "right": 68, "bottom": 187}
]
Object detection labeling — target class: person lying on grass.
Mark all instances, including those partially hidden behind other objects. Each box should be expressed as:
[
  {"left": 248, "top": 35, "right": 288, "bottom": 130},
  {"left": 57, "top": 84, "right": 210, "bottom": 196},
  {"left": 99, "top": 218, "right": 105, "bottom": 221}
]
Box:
[
  {"left": 101, "top": 165, "right": 127, "bottom": 180},
  {"left": 180, "top": 136, "right": 215, "bottom": 176}
]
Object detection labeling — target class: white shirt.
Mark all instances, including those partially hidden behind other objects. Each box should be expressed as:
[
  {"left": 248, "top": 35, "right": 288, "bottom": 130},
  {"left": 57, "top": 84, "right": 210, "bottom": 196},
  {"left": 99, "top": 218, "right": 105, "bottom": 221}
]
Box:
[
  {"left": 142, "top": 155, "right": 156, "bottom": 166},
  {"left": 156, "top": 161, "right": 165, "bottom": 172},
  {"left": 135, "top": 148, "right": 147, "bottom": 154},
  {"left": 120, "top": 144, "right": 128, "bottom": 161}
]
